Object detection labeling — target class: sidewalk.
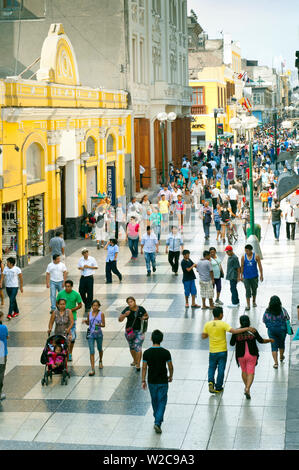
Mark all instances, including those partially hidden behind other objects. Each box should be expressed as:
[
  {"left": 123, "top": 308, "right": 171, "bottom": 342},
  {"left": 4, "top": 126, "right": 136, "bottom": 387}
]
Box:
[{"left": 285, "top": 237, "right": 299, "bottom": 449}]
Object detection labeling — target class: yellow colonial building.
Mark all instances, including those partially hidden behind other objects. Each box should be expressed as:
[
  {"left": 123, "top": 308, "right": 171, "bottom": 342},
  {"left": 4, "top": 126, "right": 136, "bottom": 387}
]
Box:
[
  {"left": 0, "top": 24, "right": 131, "bottom": 266},
  {"left": 189, "top": 35, "right": 243, "bottom": 150}
]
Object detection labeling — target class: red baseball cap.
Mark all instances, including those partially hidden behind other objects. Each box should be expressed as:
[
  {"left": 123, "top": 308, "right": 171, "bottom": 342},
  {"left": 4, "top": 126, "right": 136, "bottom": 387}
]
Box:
[{"left": 224, "top": 245, "right": 233, "bottom": 252}]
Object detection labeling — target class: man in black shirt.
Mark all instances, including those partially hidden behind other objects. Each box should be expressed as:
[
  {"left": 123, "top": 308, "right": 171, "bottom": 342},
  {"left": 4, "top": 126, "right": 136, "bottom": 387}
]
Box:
[
  {"left": 181, "top": 249, "right": 200, "bottom": 308},
  {"left": 142, "top": 330, "right": 173, "bottom": 434}
]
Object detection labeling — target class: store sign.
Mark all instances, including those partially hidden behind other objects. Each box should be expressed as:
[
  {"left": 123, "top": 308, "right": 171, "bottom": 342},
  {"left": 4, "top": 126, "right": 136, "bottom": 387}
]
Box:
[
  {"left": 192, "top": 124, "right": 205, "bottom": 129},
  {"left": 217, "top": 123, "right": 224, "bottom": 135},
  {"left": 107, "top": 165, "right": 116, "bottom": 206}
]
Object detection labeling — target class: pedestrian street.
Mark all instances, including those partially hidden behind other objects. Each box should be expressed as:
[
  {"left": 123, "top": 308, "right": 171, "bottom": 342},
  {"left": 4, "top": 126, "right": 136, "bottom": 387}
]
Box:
[{"left": 0, "top": 205, "right": 296, "bottom": 451}]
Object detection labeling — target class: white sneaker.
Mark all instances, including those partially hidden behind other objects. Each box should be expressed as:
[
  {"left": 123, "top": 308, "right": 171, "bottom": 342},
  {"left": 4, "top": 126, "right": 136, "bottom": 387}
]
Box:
[
  {"left": 227, "top": 303, "right": 240, "bottom": 308},
  {"left": 215, "top": 299, "right": 224, "bottom": 305},
  {"left": 0, "top": 392, "right": 6, "bottom": 400}
]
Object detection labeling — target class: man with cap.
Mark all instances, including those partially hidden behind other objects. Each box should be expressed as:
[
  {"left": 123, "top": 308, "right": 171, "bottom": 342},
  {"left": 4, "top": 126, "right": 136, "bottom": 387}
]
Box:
[
  {"left": 77, "top": 248, "right": 98, "bottom": 313},
  {"left": 225, "top": 245, "right": 241, "bottom": 308}
]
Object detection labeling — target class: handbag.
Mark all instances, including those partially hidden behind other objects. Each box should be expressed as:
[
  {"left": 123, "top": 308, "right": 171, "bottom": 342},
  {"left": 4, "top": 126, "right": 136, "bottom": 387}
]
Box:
[
  {"left": 286, "top": 320, "right": 294, "bottom": 336},
  {"left": 283, "top": 308, "right": 294, "bottom": 336},
  {"left": 125, "top": 310, "right": 139, "bottom": 340}
]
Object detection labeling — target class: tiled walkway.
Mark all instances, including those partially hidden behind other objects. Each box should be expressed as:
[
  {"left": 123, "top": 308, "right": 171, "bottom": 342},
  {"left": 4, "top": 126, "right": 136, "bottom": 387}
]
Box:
[{"left": 0, "top": 204, "right": 296, "bottom": 450}]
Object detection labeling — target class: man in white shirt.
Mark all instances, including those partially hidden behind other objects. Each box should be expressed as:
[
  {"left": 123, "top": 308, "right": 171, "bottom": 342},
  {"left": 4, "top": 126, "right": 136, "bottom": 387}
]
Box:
[
  {"left": 228, "top": 185, "right": 239, "bottom": 216},
  {"left": 192, "top": 179, "right": 202, "bottom": 209},
  {"left": 1, "top": 257, "right": 23, "bottom": 320},
  {"left": 46, "top": 254, "right": 67, "bottom": 314},
  {"left": 285, "top": 200, "right": 296, "bottom": 240},
  {"left": 77, "top": 248, "right": 98, "bottom": 312},
  {"left": 140, "top": 165, "right": 145, "bottom": 188},
  {"left": 210, "top": 159, "right": 217, "bottom": 170},
  {"left": 141, "top": 226, "right": 159, "bottom": 276},
  {"left": 200, "top": 164, "right": 208, "bottom": 177},
  {"left": 211, "top": 186, "right": 221, "bottom": 210}
]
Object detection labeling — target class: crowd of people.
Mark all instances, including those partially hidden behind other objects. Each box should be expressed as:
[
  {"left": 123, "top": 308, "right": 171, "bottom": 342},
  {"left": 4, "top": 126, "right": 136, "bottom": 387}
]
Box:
[{"left": 0, "top": 125, "right": 298, "bottom": 436}]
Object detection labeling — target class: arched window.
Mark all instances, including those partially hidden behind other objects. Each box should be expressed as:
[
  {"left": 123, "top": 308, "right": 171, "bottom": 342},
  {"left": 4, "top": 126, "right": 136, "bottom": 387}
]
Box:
[
  {"left": 26, "top": 143, "right": 43, "bottom": 184},
  {"left": 86, "top": 136, "right": 96, "bottom": 156},
  {"left": 107, "top": 134, "right": 115, "bottom": 152}
]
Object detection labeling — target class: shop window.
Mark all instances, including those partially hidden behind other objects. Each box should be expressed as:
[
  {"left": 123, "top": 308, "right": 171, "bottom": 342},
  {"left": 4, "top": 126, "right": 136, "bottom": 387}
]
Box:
[
  {"left": 107, "top": 134, "right": 115, "bottom": 152},
  {"left": 26, "top": 143, "right": 43, "bottom": 184},
  {"left": 27, "top": 196, "right": 44, "bottom": 257},
  {"left": 86, "top": 136, "right": 96, "bottom": 156},
  {"left": 1, "top": 0, "right": 22, "bottom": 9},
  {"left": 2, "top": 202, "right": 18, "bottom": 262}
]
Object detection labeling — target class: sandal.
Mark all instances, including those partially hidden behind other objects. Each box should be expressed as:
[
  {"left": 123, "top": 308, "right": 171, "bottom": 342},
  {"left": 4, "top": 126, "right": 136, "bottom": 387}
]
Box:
[
  {"left": 185, "top": 304, "right": 189, "bottom": 308},
  {"left": 273, "top": 364, "right": 278, "bottom": 369},
  {"left": 191, "top": 304, "right": 201, "bottom": 308},
  {"left": 99, "top": 362, "right": 103, "bottom": 369},
  {"left": 130, "top": 362, "right": 137, "bottom": 366},
  {"left": 280, "top": 356, "right": 285, "bottom": 362},
  {"left": 89, "top": 370, "right": 95, "bottom": 376}
]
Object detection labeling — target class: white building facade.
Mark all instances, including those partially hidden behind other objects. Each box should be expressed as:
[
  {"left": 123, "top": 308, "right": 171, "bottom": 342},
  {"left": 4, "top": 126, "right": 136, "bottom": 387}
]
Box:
[{"left": 128, "top": 0, "right": 192, "bottom": 190}]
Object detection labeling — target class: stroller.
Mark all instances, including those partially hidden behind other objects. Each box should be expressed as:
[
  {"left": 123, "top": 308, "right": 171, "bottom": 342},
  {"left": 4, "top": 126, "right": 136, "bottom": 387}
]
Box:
[{"left": 40, "top": 334, "right": 70, "bottom": 386}]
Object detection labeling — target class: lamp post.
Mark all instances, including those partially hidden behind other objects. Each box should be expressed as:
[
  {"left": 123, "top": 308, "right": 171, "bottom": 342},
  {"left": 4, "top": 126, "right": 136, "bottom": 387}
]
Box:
[
  {"left": 229, "top": 114, "right": 262, "bottom": 258},
  {"left": 213, "top": 108, "right": 224, "bottom": 156},
  {"left": 273, "top": 108, "right": 278, "bottom": 171},
  {"left": 157, "top": 112, "right": 177, "bottom": 185}
]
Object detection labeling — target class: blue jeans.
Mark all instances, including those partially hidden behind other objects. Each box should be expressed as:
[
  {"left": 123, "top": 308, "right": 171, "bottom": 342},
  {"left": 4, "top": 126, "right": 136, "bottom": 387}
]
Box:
[
  {"left": 50, "top": 280, "right": 63, "bottom": 311},
  {"left": 272, "top": 222, "right": 281, "bottom": 239},
  {"left": 230, "top": 280, "right": 239, "bottom": 305},
  {"left": 6, "top": 287, "right": 19, "bottom": 316},
  {"left": 208, "top": 351, "right": 228, "bottom": 390},
  {"left": 144, "top": 252, "right": 156, "bottom": 272},
  {"left": 203, "top": 221, "right": 210, "bottom": 238},
  {"left": 152, "top": 225, "right": 161, "bottom": 241},
  {"left": 148, "top": 383, "right": 168, "bottom": 426},
  {"left": 128, "top": 238, "right": 139, "bottom": 258}
]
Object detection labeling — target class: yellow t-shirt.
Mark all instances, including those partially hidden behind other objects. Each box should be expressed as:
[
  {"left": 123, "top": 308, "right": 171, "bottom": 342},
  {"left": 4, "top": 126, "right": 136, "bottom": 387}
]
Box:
[
  {"left": 203, "top": 320, "right": 232, "bottom": 353},
  {"left": 158, "top": 200, "right": 169, "bottom": 214}
]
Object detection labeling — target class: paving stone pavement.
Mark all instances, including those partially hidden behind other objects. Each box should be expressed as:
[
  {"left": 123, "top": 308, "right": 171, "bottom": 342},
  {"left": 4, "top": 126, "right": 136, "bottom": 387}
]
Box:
[{"left": 0, "top": 204, "right": 297, "bottom": 450}]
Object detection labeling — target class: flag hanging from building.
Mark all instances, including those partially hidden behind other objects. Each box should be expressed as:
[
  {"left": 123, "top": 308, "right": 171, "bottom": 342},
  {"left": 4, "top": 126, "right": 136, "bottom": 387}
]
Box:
[
  {"left": 239, "top": 97, "right": 252, "bottom": 112},
  {"left": 235, "top": 71, "right": 250, "bottom": 83}
]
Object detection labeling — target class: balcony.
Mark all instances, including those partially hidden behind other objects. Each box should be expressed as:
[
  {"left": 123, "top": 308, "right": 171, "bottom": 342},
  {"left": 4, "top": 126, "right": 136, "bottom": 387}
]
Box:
[{"left": 191, "top": 104, "right": 207, "bottom": 115}]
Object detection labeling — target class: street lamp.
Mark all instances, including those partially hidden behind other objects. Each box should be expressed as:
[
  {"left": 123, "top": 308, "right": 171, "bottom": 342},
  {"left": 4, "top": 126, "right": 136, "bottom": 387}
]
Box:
[
  {"left": 213, "top": 108, "right": 224, "bottom": 156},
  {"left": 157, "top": 112, "right": 177, "bottom": 184},
  {"left": 80, "top": 151, "right": 91, "bottom": 171},
  {"left": 271, "top": 108, "right": 278, "bottom": 171},
  {"left": 229, "top": 114, "right": 262, "bottom": 258},
  {"left": 55, "top": 156, "right": 67, "bottom": 174}
]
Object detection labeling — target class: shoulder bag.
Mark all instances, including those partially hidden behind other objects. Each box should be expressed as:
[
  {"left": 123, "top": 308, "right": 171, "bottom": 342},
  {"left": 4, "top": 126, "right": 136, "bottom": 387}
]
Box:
[
  {"left": 125, "top": 309, "right": 139, "bottom": 340},
  {"left": 283, "top": 308, "right": 293, "bottom": 336}
]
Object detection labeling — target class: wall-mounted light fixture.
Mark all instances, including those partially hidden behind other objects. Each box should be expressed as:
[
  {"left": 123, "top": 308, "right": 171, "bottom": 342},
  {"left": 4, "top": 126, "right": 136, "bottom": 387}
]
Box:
[{"left": 0, "top": 144, "right": 20, "bottom": 154}]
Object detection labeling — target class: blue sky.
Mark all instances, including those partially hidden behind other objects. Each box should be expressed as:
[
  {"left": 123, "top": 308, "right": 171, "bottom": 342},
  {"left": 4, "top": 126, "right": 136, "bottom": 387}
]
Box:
[{"left": 187, "top": 0, "right": 299, "bottom": 71}]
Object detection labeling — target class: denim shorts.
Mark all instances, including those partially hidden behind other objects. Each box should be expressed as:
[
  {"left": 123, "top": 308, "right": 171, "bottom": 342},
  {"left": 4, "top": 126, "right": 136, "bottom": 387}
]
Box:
[
  {"left": 183, "top": 280, "right": 197, "bottom": 297},
  {"left": 87, "top": 333, "right": 103, "bottom": 355},
  {"left": 70, "top": 321, "right": 77, "bottom": 343}
]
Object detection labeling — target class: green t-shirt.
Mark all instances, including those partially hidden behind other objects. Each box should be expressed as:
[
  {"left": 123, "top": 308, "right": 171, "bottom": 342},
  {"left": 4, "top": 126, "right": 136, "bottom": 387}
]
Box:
[
  {"left": 56, "top": 289, "right": 82, "bottom": 320},
  {"left": 149, "top": 212, "right": 162, "bottom": 226}
]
